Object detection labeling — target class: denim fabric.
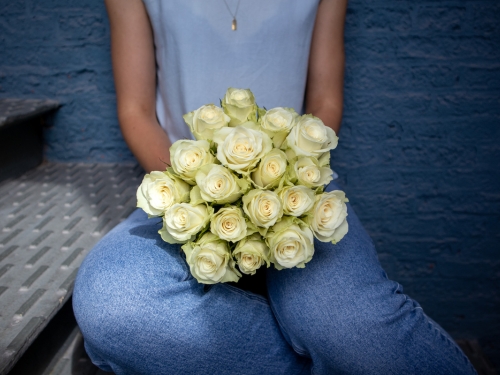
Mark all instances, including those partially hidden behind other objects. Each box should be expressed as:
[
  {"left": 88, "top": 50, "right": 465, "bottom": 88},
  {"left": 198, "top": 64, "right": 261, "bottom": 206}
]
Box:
[{"left": 73, "top": 182, "right": 477, "bottom": 375}]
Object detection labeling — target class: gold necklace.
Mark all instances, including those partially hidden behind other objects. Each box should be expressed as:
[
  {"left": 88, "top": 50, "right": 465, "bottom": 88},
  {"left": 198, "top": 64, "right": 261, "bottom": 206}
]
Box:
[{"left": 222, "top": 0, "right": 241, "bottom": 31}]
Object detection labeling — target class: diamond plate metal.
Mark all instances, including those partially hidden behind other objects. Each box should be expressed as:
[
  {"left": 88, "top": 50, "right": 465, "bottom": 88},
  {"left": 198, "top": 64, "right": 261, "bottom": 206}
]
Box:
[{"left": 0, "top": 162, "right": 141, "bottom": 374}]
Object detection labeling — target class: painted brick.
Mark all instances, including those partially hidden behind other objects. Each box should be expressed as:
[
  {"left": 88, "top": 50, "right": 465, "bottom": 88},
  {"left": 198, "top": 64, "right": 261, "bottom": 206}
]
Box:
[
  {"left": 344, "top": 92, "right": 434, "bottom": 119},
  {"left": 345, "top": 35, "right": 397, "bottom": 62},
  {"left": 396, "top": 35, "right": 500, "bottom": 61},
  {"left": 344, "top": 6, "right": 361, "bottom": 35},
  {"left": 415, "top": 6, "right": 466, "bottom": 34},
  {"left": 32, "top": 0, "right": 104, "bottom": 12},
  {"left": 472, "top": 4, "right": 500, "bottom": 34},
  {"left": 345, "top": 64, "right": 412, "bottom": 91},
  {"left": 410, "top": 65, "right": 460, "bottom": 89},
  {"left": 0, "top": 1, "right": 27, "bottom": 15},
  {"left": 58, "top": 14, "right": 107, "bottom": 42},
  {"left": 0, "top": 14, "right": 60, "bottom": 46},
  {"left": 437, "top": 258, "right": 500, "bottom": 280},
  {"left": 432, "top": 92, "right": 500, "bottom": 117},
  {"left": 363, "top": 7, "right": 413, "bottom": 33},
  {"left": 394, "top": 142, "right": 477, "bottom": 168},
  {"left": 461, "top": 65, "right": 500, "bottom": 89}
]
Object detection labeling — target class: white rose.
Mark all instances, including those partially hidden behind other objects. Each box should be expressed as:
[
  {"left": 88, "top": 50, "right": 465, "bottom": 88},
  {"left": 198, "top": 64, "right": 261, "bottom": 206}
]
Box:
[
  {"left": 159, "top": 203, "right": 212, "bottom": 244},
  {"left": 193, "top": 164, "right": 249, "bottom": 204},
  {"left": 306, "top": 190, "right": 349, "bottom": 244},
  {"left": 136, "top": 171, "right": 190, "bottom": 217},
  {"left": 170, "top": 140, "right": 215, "bottom": 184},
  {"left": 293, "top": 157, "right": 334, "bottom": 188},
  {"left": 181, "top": 233, "right": 241, "bottom": 284},
  {"left": 221, "top": 87, "right": 257, "bottom": 126},
  {"left": 260, "top": 107, "right": 298, "bottom": 148},
  {"left": 265, "top": 216, "right": 314, "bottom": 270},
  {"left": 283, "top": 114, "right": 338, "bottom": 158},
  {"left": 183, "top": 104, "right": 230, "bottom": 140},
  {"left": 242, "top": 189, "right": 283, "bottom": 234},
  {"left": 250, "top": 148, "right": 288, "bottom": 189},
  {"left": 210, "top": 206, "right": 249, "bottom": 243},
  {"left": 213, "top": 123, "right": 273, "bottom": 174},
  {"left": 277, "top": 185, "right": 315, "bottom": 217},
  {"left": 233, "top": 233, "right": 270, "bottom": 275}
]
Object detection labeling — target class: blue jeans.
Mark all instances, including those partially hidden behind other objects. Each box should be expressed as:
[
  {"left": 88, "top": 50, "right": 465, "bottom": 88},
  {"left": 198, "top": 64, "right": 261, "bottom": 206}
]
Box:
[{"left": 73, "top": 182, "right": 477, "bottom": 375}]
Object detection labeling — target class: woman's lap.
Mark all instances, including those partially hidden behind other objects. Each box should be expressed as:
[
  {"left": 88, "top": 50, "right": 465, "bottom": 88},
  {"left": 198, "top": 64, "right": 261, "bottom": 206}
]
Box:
[
  {"left": 73, "top": 209, "right": 310, "bottom": 375},
  {"left": 73, "top": 183, "right": 476, "bottom": 375}
]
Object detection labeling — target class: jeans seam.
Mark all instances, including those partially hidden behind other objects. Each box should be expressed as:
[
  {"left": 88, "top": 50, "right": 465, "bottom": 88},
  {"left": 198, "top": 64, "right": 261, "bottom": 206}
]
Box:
[
  {"left": 267, "top": 293, "right": 309, "bottom": 357},
  {"left": 83, "top": 341, "right": 114, "bottom": 372},
  {"left": 426, "top": 319, "right": 478, "bottom": 374}
]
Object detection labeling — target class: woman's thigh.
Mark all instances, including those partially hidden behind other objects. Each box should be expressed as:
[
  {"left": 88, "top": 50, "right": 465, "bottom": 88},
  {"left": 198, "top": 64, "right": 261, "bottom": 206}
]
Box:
[
  {"left": 73, "top": 209, "right": 310, "bottom": 375},
  {"left": 266, "top": 182, "right": 476, "bottom": 375}
]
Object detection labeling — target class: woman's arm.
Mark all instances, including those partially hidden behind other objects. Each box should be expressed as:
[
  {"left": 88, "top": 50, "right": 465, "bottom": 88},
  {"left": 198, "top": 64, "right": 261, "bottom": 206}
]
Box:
[
  {"left": 305, "top": 0, "right": 347, "bottom": 135},
  {"left": 105, "top": 0, "right": 171, "bottom": 173}
]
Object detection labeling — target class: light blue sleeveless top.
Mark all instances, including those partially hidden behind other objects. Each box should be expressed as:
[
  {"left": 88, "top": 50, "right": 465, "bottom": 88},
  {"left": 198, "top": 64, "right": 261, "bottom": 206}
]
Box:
[{"left": 142, "top": 0, "right": 321, "bottom": 142}]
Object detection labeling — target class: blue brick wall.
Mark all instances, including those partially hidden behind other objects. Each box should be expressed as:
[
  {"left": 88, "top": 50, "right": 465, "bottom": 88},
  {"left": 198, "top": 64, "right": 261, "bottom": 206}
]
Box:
[
  {"left": 0, "top": 0, "right": 133, "bottom": 162},
  {"left": 338, "top": 0, "right": 500, "bottom": 367},
  {"left": 1, "top": 0, "right": 499, "bottom": 368}
]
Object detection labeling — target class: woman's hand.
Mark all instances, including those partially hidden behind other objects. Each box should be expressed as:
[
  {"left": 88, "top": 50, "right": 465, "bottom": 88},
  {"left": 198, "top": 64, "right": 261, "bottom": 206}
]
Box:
[
  {"left": 306, "top": 0, "right": 348, "bottom": 135},
  {"left": 105, "top": 0, "right": 171, "bottom": 172}
]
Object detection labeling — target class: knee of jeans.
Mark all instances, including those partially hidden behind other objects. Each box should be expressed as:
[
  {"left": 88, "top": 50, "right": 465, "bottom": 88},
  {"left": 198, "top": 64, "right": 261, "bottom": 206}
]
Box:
[
  {"left": 72, "top": 251, "right": 139, "bottom": 346},
  {"left": 73, "top": 244, "right": 193, "bottom": 355},
  {"left": 271, "top": 279, "right": 418, "bottom": 358}
]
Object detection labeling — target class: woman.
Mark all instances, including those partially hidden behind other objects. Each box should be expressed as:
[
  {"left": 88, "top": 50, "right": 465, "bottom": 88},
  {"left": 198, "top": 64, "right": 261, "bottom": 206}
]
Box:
[{"left": 73, "top": 1, "right": 477, "bottom": 374}]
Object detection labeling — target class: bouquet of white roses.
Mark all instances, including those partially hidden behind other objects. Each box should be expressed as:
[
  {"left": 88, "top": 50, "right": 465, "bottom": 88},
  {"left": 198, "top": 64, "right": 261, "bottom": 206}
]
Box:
[{"left": 136, "top": 88, "right": 349, "bottom": 284}]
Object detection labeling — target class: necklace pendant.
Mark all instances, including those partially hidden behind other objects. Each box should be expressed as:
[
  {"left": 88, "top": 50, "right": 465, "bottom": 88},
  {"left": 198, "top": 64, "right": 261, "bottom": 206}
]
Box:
[{"left": 232, "top": 18, "right": 237, "bottom": 31}]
